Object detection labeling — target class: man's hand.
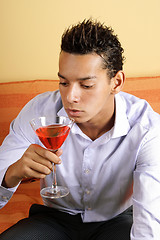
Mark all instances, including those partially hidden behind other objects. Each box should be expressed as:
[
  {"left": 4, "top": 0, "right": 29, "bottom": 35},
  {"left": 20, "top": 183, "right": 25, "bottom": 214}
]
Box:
[{"left": 2, "top": 144, "right": 62, "bottom": 188}]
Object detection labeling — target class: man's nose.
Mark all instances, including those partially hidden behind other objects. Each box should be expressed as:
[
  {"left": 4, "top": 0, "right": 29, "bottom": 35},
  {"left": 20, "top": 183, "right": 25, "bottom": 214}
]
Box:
[{"left": 66, "top": 84, "right": 80, "bottom": 103}]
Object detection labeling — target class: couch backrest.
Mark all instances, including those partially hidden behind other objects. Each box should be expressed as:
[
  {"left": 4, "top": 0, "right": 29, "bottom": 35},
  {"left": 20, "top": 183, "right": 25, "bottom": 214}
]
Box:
[
  {"left": 0, "top": 77, "right": 160, "bottom": 145},
  {"left": 123, "top": 76, "right": 160, "bottom": 114}
]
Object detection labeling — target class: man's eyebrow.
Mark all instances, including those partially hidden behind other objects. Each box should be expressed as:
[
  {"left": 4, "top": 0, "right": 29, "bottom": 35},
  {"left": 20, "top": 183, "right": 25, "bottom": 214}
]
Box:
[
  {"left": 77, "top": 76, "right": 97, "bottom": 81},
  {"left": 58, "top": 72, "right": 65, "bottom": 79},
  {"left": 58, "top": 72, "right": 96, "bottom": 81}
]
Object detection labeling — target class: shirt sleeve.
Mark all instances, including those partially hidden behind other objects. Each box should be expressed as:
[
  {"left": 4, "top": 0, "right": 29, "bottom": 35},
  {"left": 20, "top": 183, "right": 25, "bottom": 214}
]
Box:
[
  {"left": 0, "top": 98, "right": 40, "bottom": 208},
  {"left": 131, "top": 129, "right": 160, "bottom": 239}
]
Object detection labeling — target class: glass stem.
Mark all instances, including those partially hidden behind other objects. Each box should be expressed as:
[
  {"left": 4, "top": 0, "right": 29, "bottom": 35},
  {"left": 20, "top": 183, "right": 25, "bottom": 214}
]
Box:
[{"left": 52, "top": 164, "right": 57, "bottom": 193}]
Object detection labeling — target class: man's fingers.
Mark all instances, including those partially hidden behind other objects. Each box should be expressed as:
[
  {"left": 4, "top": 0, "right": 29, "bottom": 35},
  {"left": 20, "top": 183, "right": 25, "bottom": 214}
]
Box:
[
  {"left": 23, "top": 166, "right": 48, "bottom": 179},
  {"left": 29, "top": 144, "right": 62, "bottom": 164},
  {"left": 55, "top": 148, "right": 63, "bottom": 157}
]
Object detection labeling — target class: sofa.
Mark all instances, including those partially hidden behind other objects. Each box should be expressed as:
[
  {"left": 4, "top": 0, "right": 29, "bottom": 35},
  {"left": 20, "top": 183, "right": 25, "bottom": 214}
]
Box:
[{"left": 0, "top": 77, "right": 160, "bottom": 233}]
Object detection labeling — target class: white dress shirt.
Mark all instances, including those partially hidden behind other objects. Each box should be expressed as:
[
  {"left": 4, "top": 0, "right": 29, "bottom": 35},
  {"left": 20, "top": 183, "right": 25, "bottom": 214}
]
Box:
[{"left": 0, "top": 90, "right": 160, "bottom": 239}]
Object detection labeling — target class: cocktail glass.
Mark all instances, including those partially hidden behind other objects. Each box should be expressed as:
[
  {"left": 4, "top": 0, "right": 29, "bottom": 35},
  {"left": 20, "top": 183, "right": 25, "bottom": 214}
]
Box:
[{"left": 30, "top": 116, "right": 74, "bottom": 199}]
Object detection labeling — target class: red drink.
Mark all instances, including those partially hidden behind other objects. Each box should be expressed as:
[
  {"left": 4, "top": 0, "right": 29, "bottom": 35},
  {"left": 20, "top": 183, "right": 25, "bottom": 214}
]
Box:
[{"left": 36, "top": 124, "right": 70, "bottom": 151}]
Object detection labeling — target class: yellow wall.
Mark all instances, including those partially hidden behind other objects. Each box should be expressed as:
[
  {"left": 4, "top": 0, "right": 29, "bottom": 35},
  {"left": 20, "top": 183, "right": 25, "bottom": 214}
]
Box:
[{"left": 0, "top": 0, "right": 160, "bottom": 82}]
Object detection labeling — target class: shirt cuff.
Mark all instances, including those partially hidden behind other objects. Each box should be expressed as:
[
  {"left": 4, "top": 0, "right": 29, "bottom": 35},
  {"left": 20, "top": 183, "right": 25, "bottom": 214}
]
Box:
[
  {"left": 0, "top": 185, "right": 14, "bottom": 208},
  {"left": 0, "top": 167, "right": 19, "bottom": 208}
]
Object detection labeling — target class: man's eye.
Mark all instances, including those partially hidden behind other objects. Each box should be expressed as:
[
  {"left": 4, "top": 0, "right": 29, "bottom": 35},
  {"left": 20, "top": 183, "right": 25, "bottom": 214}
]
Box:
[
  {"left": 82, "top": 85, "right": 93, "bottom": 89},
  {"left": 59, "top": 82, "right": 68, "bottom": 86}
]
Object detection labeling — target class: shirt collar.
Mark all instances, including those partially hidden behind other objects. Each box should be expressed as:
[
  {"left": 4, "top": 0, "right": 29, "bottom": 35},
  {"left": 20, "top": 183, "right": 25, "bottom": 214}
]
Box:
[
  {"left": 111, "top": 93, "right": 131, "bottom": 138},
  {"left": 57, "top": 107, "right": 68, "bottom": 117}
]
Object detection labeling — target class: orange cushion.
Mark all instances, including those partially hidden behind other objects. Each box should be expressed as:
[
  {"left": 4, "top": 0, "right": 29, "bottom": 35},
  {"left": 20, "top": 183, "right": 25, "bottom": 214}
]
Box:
[
  {"left": 0, "top": 80, "right": 59, "bottom": 145},
  {"left": 123, "top": 76, "right": 160, "bottom": 114}
]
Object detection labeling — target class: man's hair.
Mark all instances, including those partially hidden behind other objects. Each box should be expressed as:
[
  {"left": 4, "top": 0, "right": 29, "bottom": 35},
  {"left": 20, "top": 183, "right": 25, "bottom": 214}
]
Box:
[{"left": 61, "top": 19, "right": 125, "bottom": 79}]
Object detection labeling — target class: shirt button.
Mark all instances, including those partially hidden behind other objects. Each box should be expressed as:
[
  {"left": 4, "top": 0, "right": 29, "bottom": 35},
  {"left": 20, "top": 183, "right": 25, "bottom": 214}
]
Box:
[
  {"left": 1, "top": 196, "right": 9, "bottom": 200},
  {"left": 85, "top": 169, "right": 90, "bottom": 174},
  {"left": 86, "top": 190, "right": 90, "bottom": 195},
  {"left": 87, "top": 207, "right": 92, "bottom": 211}
]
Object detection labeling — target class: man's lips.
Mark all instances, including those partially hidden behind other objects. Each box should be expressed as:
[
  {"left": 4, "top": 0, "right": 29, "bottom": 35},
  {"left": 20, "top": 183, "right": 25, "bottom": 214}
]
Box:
[{"left": 67, "top": 108, "right": 83, "bottom": 117}]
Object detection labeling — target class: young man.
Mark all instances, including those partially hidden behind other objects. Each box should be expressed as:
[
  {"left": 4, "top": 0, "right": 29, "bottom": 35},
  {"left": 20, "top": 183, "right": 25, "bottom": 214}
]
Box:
[{"left": 0, "top": 19, "right": 160, "bottom": 239}]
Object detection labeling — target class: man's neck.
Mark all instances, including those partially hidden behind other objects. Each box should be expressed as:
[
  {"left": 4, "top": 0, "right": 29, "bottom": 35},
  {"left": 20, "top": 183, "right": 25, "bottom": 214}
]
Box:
[{"left": 77, "top": 111, "right": 115, "bottom": 141}]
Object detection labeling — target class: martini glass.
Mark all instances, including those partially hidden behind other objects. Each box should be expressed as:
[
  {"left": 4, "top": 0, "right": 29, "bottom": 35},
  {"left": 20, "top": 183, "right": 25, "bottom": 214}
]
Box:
[{"left": 30, "top": 116, "right": 74, "bottom": 199}]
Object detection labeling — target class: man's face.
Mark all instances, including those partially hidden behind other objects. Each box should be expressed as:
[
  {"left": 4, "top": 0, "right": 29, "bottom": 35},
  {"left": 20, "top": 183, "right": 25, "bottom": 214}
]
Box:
[{"left": 58, "top": 51, "right": 115, "bottom": 124}]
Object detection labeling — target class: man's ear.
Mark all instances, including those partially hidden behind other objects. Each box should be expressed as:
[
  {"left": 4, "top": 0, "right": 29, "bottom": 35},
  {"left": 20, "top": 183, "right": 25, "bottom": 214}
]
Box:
[{"left": 111, "top": 71, "right": 125, "bottom": 94}]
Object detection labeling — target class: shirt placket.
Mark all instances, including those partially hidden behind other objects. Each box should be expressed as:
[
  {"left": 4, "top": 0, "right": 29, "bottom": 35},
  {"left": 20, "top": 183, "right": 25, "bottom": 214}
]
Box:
[{"left": 82, "top": 145, "right": 94, "bottom": 213}]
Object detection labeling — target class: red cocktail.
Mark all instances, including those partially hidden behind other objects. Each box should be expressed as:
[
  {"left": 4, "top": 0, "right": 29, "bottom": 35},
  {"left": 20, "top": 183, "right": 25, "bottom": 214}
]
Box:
[
  {"left": 36, "top": 124, "right": 70, "bottom": 151},
  {"left": 30, "top": 116, "right": 74, "bottom": 199}
]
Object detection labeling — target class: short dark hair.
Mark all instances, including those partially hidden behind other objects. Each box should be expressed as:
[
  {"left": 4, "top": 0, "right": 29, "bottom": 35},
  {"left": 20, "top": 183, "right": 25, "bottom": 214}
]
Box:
[{"left": 61, "top": 19, "right": 125, "bottom": 79}]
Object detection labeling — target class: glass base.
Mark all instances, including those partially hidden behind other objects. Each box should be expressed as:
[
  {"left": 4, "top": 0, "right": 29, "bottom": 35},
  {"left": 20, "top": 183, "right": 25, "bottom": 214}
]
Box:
[{"left": 40, "top": 186, "right": 69, "bottom": 199}]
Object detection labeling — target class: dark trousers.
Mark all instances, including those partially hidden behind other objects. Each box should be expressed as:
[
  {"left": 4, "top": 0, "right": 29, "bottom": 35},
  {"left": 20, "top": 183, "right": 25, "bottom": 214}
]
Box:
[{"left": 0, "top": 204, "right": 133, "bottom": 240}]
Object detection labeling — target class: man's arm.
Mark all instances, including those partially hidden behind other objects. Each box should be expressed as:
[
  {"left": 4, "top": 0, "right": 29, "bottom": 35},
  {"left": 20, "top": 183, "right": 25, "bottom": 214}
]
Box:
[
  {"left": 131, "top": 131, "right": 160, "bottom": 239},
  {"left": 0, "top": 91, "right": 62, "bottom": 207}
]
